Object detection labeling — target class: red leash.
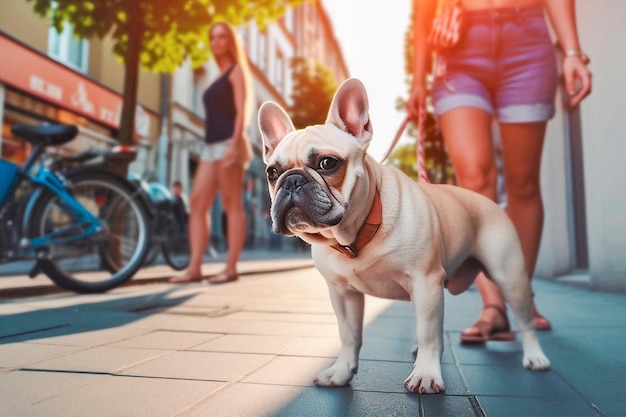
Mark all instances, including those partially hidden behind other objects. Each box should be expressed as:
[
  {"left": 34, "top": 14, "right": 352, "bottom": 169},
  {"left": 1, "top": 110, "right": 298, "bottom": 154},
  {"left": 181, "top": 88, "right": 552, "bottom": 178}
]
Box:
[{"left": 380, "top": 108, "right": 429, "bottom": 183}]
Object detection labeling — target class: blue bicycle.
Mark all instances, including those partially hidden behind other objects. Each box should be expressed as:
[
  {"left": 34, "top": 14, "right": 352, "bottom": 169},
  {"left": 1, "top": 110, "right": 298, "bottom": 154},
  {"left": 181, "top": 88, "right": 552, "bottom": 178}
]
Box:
[{"left": 0, "top": 124, "right": 151, "bottom": 293}]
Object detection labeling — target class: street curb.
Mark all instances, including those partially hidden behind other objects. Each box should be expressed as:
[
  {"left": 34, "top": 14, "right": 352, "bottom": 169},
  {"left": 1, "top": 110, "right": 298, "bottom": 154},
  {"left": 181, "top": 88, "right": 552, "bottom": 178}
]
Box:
[{"left": 0, "top": 258, "right": 315, "bottom": 299}]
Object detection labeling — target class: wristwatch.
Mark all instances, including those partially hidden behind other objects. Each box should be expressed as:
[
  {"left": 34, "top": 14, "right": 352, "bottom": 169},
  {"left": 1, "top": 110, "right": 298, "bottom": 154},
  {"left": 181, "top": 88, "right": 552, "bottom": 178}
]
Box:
[{"left": 565, "top": 49, "right": 590, "bottom": 65}]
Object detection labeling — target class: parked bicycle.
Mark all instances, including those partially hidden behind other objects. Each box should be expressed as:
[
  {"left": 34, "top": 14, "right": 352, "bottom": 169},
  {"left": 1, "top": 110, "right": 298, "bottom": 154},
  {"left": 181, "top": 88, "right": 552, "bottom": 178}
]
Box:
[
  {"left": 0, "top": 123, "right": 152, "bottom": 293},
  {"left": 54, "top": 146, "right": 190, "bottom": 271},
  {"left": 129, "top": 176, "right": 190, "bottom": 271}
]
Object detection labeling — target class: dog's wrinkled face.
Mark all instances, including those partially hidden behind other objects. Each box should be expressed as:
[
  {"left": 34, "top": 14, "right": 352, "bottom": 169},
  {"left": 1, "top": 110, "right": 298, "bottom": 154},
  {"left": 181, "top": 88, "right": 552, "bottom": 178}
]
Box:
[{"left": 258, "top": 79, "right": 373, "bottom": 241}]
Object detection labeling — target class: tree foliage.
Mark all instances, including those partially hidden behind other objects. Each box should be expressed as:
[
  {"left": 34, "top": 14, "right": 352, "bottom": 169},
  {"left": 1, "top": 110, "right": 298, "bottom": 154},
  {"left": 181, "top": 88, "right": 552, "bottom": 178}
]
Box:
[
  {"left": 289, "top": 57, "right": 339, "bottom": 129},
  {"left": 387, "top": 4, "right": 454, "bottom": 184},
  {"left": 29, "top": 0, "right": 304, "bottom": 71},
  {"left": 387, "top": 111, "right": 455, "bottom": 184},
  {"left": 27, "top": 0, "right": 307, "bottom": 144}
]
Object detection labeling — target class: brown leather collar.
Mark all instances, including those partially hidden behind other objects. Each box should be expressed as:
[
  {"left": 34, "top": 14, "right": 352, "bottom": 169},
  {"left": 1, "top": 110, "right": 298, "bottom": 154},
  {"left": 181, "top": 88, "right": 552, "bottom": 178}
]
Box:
[{"left": 331, "top": 190, "right": 382, "bottom": 258}]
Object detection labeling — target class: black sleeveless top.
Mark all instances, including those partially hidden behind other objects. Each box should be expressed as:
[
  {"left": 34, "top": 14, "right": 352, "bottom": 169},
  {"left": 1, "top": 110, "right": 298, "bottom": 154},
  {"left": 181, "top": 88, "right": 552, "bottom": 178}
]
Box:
[{"left": 203, "top": 65, "right": 236, "bottom": 144}]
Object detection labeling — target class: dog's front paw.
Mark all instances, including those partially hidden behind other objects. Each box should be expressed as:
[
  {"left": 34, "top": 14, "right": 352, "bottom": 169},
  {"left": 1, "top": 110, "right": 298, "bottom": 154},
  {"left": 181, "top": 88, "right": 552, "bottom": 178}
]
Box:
[
  {"left": 314, "top": 362, "right": 357, "bottom": 387},
  {"left": 403, "top": 367, "right": 445, "bottom": 394},
  {"left": 523, "top": 352, "right": 551, "bottom": 371}
]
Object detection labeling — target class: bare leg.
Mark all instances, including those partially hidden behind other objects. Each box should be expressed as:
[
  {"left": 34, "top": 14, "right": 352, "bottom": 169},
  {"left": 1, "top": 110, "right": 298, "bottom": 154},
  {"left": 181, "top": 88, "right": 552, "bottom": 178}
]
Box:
[
  {"left": 464, "top": 122, "right": 549, "bottom": 330},
  {"left": 500, "top": 122, "right": 550, "bottom": 328},
  {"left": 438, "top": 108, "right": 511, "bottom": 335},
  {"left": 209, "top": 160, "right": 246, "bottom": 282},
  {"left": 169, "top": 161, "right": 219, "bottom": 282}
]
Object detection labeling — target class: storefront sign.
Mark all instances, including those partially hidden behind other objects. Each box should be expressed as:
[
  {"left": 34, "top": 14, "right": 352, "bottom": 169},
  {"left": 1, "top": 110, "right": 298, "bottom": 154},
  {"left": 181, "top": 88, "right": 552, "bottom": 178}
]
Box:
[{"left": 0, "top": 33, "right": 150, "bottom": 137}]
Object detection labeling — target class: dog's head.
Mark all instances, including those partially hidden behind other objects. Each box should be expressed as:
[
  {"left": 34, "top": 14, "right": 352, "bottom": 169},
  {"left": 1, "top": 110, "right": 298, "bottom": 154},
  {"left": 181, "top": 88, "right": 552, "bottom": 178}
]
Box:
[{"left": 258, "top": 78, "right": 374, "bottom": 243}]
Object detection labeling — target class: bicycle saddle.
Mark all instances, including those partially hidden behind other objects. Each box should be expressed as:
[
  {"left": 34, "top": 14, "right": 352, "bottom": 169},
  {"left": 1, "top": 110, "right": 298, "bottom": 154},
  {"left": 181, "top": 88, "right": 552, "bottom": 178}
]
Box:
[{"left": 11, "top": 124, "right": 78, "bottom": 146}]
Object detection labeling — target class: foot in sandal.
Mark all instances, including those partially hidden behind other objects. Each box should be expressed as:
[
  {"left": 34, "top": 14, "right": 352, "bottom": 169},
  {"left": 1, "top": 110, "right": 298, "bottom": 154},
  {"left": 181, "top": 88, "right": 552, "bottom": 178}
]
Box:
[
  {"left": 207, "top": 271, "right": 239, "bottom": 285},
  {"left": 168, "top": 271, "right": 204, "bottom": 284},
  {"left": 460, "top": 304, "right": 516, "bottom": 344}
]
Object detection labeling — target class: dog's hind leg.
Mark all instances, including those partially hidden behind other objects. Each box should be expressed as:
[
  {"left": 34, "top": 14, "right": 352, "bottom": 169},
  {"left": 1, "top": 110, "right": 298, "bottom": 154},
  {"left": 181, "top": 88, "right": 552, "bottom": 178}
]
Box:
[{"left": 480, "top": 249, "right": 551, "bottom": 371}]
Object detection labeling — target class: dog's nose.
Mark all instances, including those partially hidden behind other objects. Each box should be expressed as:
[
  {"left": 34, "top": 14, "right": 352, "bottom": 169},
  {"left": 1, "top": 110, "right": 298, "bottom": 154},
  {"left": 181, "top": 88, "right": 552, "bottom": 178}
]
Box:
[{"left": 282, "top": 173, "right": 309, "bottom": 193}]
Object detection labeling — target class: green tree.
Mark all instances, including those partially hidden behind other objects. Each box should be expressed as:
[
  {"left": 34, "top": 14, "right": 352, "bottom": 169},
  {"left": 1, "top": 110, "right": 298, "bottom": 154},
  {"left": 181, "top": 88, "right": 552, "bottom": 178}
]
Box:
[
  {"left": 289, "top": 57, "right": 339, "bottom": 129},
  {"left": 387, "top": 111, "right": 454, "bottom": 183},
  {"left": 28, "top": 0, "right": 306, "bottom": 144}
]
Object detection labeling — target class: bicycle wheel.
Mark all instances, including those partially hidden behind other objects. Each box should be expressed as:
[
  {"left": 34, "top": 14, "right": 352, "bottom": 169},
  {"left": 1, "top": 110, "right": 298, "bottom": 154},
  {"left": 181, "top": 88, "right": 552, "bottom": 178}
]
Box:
[
  {"left": 162, "top": 213, "right": 190, "bottom": 270},
  {"left": 29, "top": 170, "right": 151, "bottom": 293}
]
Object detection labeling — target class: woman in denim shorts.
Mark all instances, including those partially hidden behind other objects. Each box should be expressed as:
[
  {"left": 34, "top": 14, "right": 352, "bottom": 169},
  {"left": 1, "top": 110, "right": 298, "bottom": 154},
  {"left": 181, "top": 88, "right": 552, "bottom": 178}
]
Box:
[
  {"left": 170, "top": 23, "right": 253, "bottom": 285},
  {"left": 408, "top": 0, "right": 592, "bottom": 343}
]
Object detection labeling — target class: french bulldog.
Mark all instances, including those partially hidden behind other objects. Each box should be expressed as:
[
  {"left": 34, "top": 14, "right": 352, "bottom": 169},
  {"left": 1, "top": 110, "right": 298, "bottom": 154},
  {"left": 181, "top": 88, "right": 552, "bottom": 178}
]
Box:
[{"left": 258, "top": 78, "right": 550, "bottom": 394}]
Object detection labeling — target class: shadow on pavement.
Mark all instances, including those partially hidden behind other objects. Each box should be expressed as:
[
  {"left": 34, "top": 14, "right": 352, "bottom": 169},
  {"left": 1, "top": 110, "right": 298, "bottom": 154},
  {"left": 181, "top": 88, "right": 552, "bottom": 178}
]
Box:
[{"left": 0, "top": 289, "right": 196, "bottom": 345}]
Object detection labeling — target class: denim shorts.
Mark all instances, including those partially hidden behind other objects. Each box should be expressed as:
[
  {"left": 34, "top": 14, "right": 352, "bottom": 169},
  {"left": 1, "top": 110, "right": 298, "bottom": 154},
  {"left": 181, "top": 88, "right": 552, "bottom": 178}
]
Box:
[
  {"left": 432, "top": 6, "right": 558, "bottom": 123},
  {"left": 201, "top": 138, "right": 232, "bottom": 162}
]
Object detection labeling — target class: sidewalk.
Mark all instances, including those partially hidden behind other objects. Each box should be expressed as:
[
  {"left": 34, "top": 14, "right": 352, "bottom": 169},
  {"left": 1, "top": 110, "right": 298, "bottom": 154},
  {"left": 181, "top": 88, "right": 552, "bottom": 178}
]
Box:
[
  {"left": 0, "top": 248, "right": 314, "bottom": 299},
  {"left": 0, "top": 254, "right": 624, "bottom": 416}
]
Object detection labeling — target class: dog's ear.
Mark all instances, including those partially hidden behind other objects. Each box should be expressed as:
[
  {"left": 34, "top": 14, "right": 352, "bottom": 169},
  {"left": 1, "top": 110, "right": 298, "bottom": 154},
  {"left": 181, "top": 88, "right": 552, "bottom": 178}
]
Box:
[
  {"left": 326, "top": 78, "right": 373, "bottom": 147},
  {"left": 258, "top": 101, "right": 295, "bottom": 162}
]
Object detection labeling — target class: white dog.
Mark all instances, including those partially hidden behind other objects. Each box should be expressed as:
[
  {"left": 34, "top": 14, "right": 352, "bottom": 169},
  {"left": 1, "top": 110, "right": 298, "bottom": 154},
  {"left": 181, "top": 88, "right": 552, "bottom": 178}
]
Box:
[{"left": 258, "top": 78, "right": 550, "bottom": 394}]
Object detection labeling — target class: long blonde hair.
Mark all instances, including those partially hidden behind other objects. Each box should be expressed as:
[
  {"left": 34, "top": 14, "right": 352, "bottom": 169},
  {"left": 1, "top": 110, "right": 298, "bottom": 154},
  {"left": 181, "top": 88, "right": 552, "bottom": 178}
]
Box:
[{"left": 210, "top": 22, "right": 254, "bottom": 130}]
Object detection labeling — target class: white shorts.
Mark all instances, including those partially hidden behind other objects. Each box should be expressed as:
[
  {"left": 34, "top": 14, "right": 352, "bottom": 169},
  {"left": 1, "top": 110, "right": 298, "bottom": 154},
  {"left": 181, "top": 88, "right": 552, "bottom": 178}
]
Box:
[{"left": 200, "top": 139, "right": 232, "bottom": 162}]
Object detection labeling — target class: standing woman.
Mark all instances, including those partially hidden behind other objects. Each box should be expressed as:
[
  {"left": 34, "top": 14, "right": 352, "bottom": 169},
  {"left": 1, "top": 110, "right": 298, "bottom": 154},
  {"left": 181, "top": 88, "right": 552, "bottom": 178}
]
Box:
[
  {"left": 407, "top": 0, "right": 591, "bottom": 342},
  {"left": 170, "top": 22, "right": 253, "bottom": 284}
]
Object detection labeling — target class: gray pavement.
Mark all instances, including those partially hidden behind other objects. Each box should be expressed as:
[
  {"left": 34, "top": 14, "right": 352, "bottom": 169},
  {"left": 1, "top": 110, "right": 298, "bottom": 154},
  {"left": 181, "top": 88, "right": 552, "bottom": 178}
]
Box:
[{"left": 0, "top": 253, "right": 625, "bottom": 416}]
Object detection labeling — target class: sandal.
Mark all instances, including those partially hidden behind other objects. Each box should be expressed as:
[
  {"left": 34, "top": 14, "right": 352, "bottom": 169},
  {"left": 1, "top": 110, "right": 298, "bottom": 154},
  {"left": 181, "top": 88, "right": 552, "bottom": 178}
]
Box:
[
  {"left": 168, "top": 274, "right": 204, "bottom": 284},
  {"left": 533, "top": 314, "right": 552, "bottom": 331},
  {"left": 460, "top": 304, "right": 516, "bottom": 344},
  {"left": 208, "top": 272, "right": 239, "bottom": 285}
]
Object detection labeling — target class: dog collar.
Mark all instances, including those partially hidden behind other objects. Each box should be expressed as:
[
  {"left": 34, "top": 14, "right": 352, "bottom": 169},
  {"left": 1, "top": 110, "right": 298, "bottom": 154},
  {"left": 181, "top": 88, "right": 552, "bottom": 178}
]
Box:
[{"left": 331, "top": 190, "right": 382, "bottom": 258}]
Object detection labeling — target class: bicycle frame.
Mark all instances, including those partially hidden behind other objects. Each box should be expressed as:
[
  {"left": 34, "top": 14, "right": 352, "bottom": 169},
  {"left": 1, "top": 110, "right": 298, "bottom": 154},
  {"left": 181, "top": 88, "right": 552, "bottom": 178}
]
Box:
[{"left": 2, "top": 143, "right": 103, "bottom": 257}]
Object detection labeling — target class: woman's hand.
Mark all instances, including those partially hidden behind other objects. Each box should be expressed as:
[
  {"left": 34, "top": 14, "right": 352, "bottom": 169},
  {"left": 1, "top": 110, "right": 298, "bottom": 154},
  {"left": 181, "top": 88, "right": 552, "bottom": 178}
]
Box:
[
  {"left": 222, "top": 143, "right": 239, "bottom": 167},
  {"left": 407, "top": 83, "right": 428, "bottom": 121},
  {"left": 564, "top": 55, "right": 592, "bottom": 108}
]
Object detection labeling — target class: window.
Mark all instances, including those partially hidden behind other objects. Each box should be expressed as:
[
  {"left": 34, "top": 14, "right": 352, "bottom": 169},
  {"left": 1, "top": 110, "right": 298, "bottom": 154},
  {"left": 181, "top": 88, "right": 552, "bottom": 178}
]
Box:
[
  {"left": 275, "top": 51, "right": 285, "bottom": 94},
  {"left": 48, "top": 23, "right": 89, "bottom": 72},
  {"left": 258, "top": 30, "right": 267, "bottom": 71}
]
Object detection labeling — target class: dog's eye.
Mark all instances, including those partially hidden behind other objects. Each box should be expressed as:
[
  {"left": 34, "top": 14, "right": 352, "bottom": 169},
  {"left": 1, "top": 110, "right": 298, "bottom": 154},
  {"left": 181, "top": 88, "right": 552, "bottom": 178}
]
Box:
[
  {"left": 266, "top": 167, "right": 279, "bottom": 181},
  {"left": 319, "top": 157, "right": 338, "bottom": 171}
]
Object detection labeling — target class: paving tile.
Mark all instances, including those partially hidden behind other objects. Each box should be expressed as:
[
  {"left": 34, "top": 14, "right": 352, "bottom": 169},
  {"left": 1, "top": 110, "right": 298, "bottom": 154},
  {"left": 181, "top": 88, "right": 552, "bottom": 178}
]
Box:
[
  {"left": 544, "top": 327, "right": 626, "bottom": 368},
  {"left": 225, "top": 311, "right": 337, "bottom": 324},
  {"left": 360, "top": 337, "right": 457, "bottom": 364},
  {"left": 0, "top": 342, "right": 80, "bottom": 368},
  {"left": 120, "top": 350, "right": 274, "bottom": 381},
  {"left": 25, "top": 374, "right": 223, "bottom": 417},
  {"left": 477, "top": 395, "right": 601, "bottom": 417},
  {"left": 184, "top": 382, "right": 306, "bottom": 417},
  {"left": 450, "top": 338, "right": 527, "bottom": 367},
  {"left": 280, "top": 336, "right": 343, "bottom": 358},
  {"left": 553, "top": 365, "right": 626, "bottom": 403},
  {"left": 421, "top": 395, "right": 480, "bottom": 417},
  {"left": 275, "top": 389, "right": 422, "bottom": 417},
  {"left": 353, "top": 361, "right": 467, "bottom": 395},
  {"left": 192, "top": 334, "right": 300, "bottom": 355},
  {"left": 107, "top": 330, "right": 222, "bottom": 350},
  {"left": 596, "top": 400, "right": 626, "bottom": 417},
  {"left": 0, "top": 314, "right": 69, "bottom": 339},
  {"left": 232, "top": 321, "right": 322, "bottom": 337},
  {"left": 0, "top": 370, "right": 103, "bottom": 415},
  {"left": 460, "top": 364, "right": 581, "bottom": 399},
  {"left": 27, "top": 346, "right": 167, "bottom": 373},
  {"left": 242, "top": 356, "right": 334, "bottom": 386},
  {"left": 363, "top": 316, "right": 417, "bottom": 341},
  {"left": 141, "top": 314, "right": 245, "bottom": 334},
  {"left": 10, "top": 325, "right": 148, "bottom": 347},
  {"left": 308, "top": 323, "right": 340, "bottom": 338},
  {"left": 185, "top": 382, "right": 422, "bottom": 417}
]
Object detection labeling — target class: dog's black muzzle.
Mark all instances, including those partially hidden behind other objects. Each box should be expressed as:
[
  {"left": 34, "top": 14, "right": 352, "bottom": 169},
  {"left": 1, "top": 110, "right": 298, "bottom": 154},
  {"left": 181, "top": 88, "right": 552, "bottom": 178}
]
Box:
[{"left": 271, "top": 169, "right": 340, "bottom": 235}]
